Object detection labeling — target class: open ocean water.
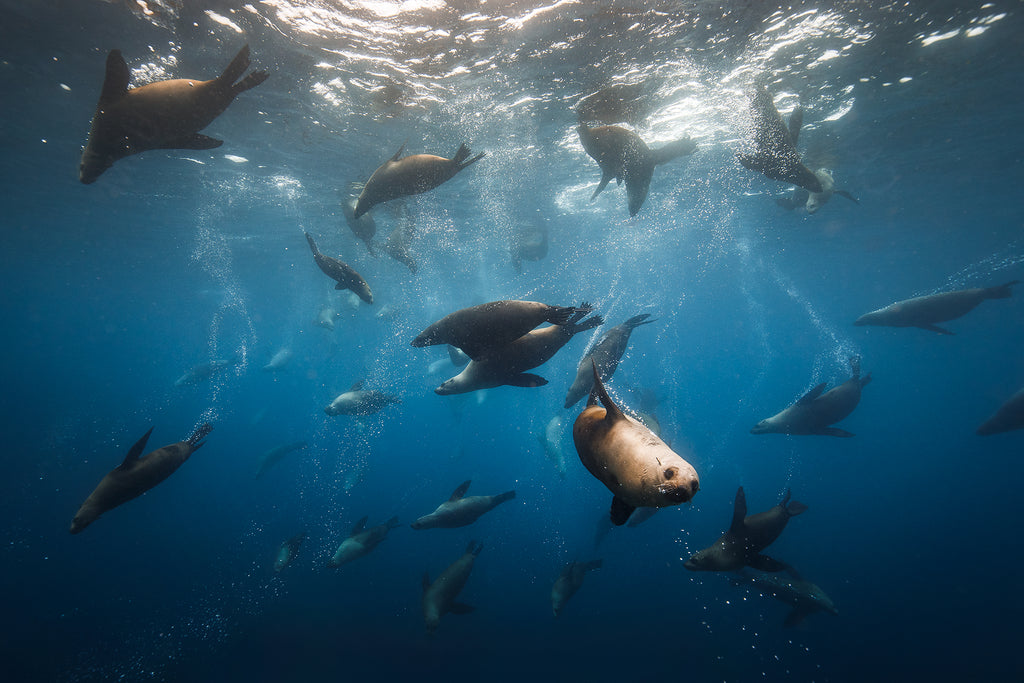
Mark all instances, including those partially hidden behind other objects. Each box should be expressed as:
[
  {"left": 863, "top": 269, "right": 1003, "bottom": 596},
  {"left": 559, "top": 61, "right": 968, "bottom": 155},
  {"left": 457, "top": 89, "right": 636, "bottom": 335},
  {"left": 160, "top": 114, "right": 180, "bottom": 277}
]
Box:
[{"left": 2, "top": 1, "right": 1022, "bottom": 681}]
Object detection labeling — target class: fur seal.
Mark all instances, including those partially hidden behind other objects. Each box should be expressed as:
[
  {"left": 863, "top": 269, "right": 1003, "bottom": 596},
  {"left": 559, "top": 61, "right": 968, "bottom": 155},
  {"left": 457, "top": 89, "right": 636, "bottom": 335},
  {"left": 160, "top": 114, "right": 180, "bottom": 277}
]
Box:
[
  {"left": 69, "top": 423, "right": 213, "bottom": 533},
  {"left": 576, "top": 82, "right": 649, "bottom": 126},
  {"left": 684, "top": 487, "right": 806, "bottom": 573},
  {"left": 262, "top": 347, "right": 293, "bottom": 372},
  {"left": 854, "top": 281, "right": 1018, "bottom": 335},
  {"left": 539, "top": 415, "right": 568, "bottom": 479},
  {"left": 342, "top": 195, "right": 376, "bottom": 256},
  {"left": 412, "top": 300, "right": 581, "bottom": 361},
  {"left": 422, "top": 540, "right": 483, "bottom": 634},
  {"left": 551, "top": 559, "right": 602, "bottom": 617},
  {"left": 325, "top": 380, "right": 401, "bottom": 416},
  {"left": 435, "top": 305, "right": 603, "bottom": 395},
  {"left": 305, "top": 232, "right": 373, "bottom": 304},
  {"left": 565, "top": 314, "right": 655, "bottom": 408},
  {"left": 410, "top": 480, "right": 516, "bottom": 529},
  {"left": 511, "top": 223, "right": 549, "bottom": 273},
  {"left": 578, "top": 119, "right": 696, "bottom": 216},
  {"left": 79, "top": 45, "right": 267, "bottom": 184},
  {"left": 315, "top": 305, "right": 340, "bottom": 330},
  {"left": 737, "top": 85, "right": 823, "bottom": 193},
  {"left": 254, "top": 441, "right": 307, "bottom": 478},
  {"left": 174, "top": 358, "right": 235, "bottom": 387},
  {"left": 733, "top": 570, "right": 838, "bottom": 627},
  {"left": 776, "top": 168, "right": 859, "bottom": 213},
  {"left": 384, "top": 216, "right": 417, "bottom": 274},
  {"left": 354, "top": 143, "right": 484, "bottom": 218},
  {"left": 751, "top": 357, "right": 871, "bottom": 437},
  {"left": 273, "top": 532, "right": 306, "bottom": 572},
  {"left": 327, "top": 516, "right": 400, "bottom": 567},
  {"left": 977, "top": 386, "right": 1024, "bottom": 436},
  {"left": 573, "top": 362, "right": 699, "bottom": 525}
]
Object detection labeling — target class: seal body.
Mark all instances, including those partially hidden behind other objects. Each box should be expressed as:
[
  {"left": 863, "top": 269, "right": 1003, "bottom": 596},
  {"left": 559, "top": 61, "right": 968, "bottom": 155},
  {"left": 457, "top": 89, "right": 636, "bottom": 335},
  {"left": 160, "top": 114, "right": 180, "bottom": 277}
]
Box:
[
  {"left": 328, "top": 516, "right": 400, "bottom": 567},
  {"left": 342, "top": 196, "right": 377, "bottom": 255},
  {"left": 305, "top": 232, "right": 373, "bottom": 304},
  {"left": 977, "top": 387, "right": 1024, "bottom": 435},
  {"left": 69, "top": 423, "right": 213, "bottom": 533},
  {"left": 273, "top": 532, "right": 307, "bottom": 572},
  {"left": 539, "top": 415, "right": 568, "bottom": 479},
  {"left": 262, "top": 347, "right": 293, "bottom": 372},
  {"left": 79, "top": 45, "right": 267, "bottom": 183},
  {"left": 565, "top": 314, "right": 654, "bottom": 408},
  {"left": 551, "top": 559, "right": 602, "bottom": 617},
  {"left": 854, "top": 281, "right": 1018, "bottom": 334},
  {"left": 174, "top": 358, "right": 234, "bottom": 387},
  {"left": 751, "top": 357, "right": 871, "bottom": 437},
  {"left": 422, "top": 541, "right": 483, "bottom": 634},
  {"left": 736, "top": 85, "right": 822, "bottom": 193},
  {"left": 384, "top": 217, "right": 417, "bottom": 274},
  {"left": 573, "top": 363, "right": 699, "bottom": 525},
  {"left": 576, "top": 82, "right": 649, "bottom": 126},
  {"left": 325, "top": 380, "right": 401, "bottom": 416},
  {"left": 354, "top": 143, "right": 484, "bottom": 218},
  {"left": 315, "top": 305, "right": 340, "bottom": 330},
  {"left": 254, "top": 441, "right": 307, "bottom": 478},
  {"left": 411, "top": 480, "right": 516, "bottom": 529},
  {"left": 684, "top": 487, "right": 807, "bottom": 573},
  {"left": 511, "top": 223, "right": 549, "bottom": 273}
]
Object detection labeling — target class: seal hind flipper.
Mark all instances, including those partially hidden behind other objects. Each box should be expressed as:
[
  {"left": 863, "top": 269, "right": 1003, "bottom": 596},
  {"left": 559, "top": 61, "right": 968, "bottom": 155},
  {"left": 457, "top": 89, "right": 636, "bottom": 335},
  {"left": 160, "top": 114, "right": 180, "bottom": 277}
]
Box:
[
  {"left": 783, "top": 607, "right": 812, "bottom": 628},
  {"left": 985, "top": 280, "right": 1019, "bottom": 299},
  {"left": 610, "top": 495, "right": 635, "bottom": 526},
  {"left": 590, "top": 360, "right": 625, "bottom": 422},
  {"left": 186, "top": 422, "right": 213, "bottom": 449},
  {"left": 156, "top": 133, "right": 223, "bottom": 150},
  {"left": 919, "top": 323, "right": 954, "bottom": 335},
  {"left": 219, "top": 45, "right": 252, "bottom": 87},
  {"left": 232, "top": 70, "right": 268, "bottom": 95},
  {"left": 834, "top": 189, "right": 859, "bottom": 204},
  {"left": 545, "top": 306, "right": 577, "bottom": 326},
  {"left": 100, "top": 50, "right": 131, "bottom": 104},
  {"left": 787, "top": 106, "right": 804, "bottom": 145},
  {"left": 386, "top": 516, "right": 401, "bottom": 529},
  {"left": 452, "top": 144, "right": 485, "bottom": 171},
  {"left": 623, "top": 314, "right": 654, "bottom": 329},
  {"left": 796, "top": 383, "right": 828, "bottom": 405},
  {"left": 591, "top": 171, "right": 614, "bottom": 199},
  {"left": 730, "top": 486, "right": 748, "bottom": 532},
  {"left": 449, "top": 480, "right": 471, "bottom": 501},
  {"left": 651, "top": 137, "right": 696, "bottom": 167},
  {"left": 118, "top": 427, "right": 155, "bottom": 470},
  {"left": 507, "top": 373, "right": 548, "bottom": 388},
  {"left": 786, "top": 498, "right": 809, "bottom": 516}
]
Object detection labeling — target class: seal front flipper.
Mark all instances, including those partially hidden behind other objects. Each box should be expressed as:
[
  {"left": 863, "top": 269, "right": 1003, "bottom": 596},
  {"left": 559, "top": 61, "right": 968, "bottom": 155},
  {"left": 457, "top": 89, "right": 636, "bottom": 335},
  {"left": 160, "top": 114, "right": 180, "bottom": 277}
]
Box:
[
  {"left": 796, "top": 383, "right": 828, "bottom": 405},
  {"left": 918, "top": 323, "right": 954, "bottom": 335},
  {"left": 118, "top": 427, "right": 155, "bottom": 470},
  {"left": 350, "top": 515, "right": 368, "bottom": 535},
  {"left": 787, "top": 106, "right": 804, "bottom": 145},
  {"left": 506, "top": 373, "right": 548, "bottom": 388},
  {"left": 813, "top": 427, "right": 854, "bottom": 437},
  {"left": 610, "top": 495, "right": 636, "bottom": 526},
  {"left": 730, "top": 486, "right": 747, "bottom": 532},
  {"left": 749, "top": 553, "right": 788, "bottom": 572},
  {"left": 100, "top": 50, "right": 131, "bottom": 104},
  {"left": 449, "top": 480, "right": 471, "bottom": 501},
  {"left": 591, "top": 171, "right": 614, "bottom": 200},
  {"left": 157, "top": 133, "right": 223, "bottom": 150}
]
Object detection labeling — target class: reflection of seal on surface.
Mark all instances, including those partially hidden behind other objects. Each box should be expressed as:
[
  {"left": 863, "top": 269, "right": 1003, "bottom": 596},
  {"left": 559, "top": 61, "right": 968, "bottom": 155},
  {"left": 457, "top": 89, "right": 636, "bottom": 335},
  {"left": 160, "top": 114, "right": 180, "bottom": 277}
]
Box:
[
  {"left": 854, "top": 281, "right": 1017, "bottom": 335},
  {"left": 410, "top": 480, "right": 515, "bottom": 529},
  {"left": 737, "top": 85, "right": 822, "bottom": 193},
  {"left": 422, "top": 541, "right": 483, "bottom": 634},
  {"left": 751, "top": 357, "right": 871, "bottom": 437},
  {"left": 305, "top": 232, "right": 373, "bottom": 304}
]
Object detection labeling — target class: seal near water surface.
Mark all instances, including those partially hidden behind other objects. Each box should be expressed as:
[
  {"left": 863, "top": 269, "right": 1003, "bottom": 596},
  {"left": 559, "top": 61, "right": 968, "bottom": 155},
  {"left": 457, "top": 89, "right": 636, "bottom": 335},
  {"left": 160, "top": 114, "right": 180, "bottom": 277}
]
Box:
[
  {"left": 305, "top": 232, "right": 373, "bottom": 304},
  {"left": 79, "top": 45, "right": 268, "bottom": 183},
  {"left": 736, "top": 85, "right": 823, "bottom": 193},
  {"left": 854, "top": 281, "right": 1018, "bottom": 335},
  {"left": 751, "top": 357, "right": 871, "bottom": 437}
]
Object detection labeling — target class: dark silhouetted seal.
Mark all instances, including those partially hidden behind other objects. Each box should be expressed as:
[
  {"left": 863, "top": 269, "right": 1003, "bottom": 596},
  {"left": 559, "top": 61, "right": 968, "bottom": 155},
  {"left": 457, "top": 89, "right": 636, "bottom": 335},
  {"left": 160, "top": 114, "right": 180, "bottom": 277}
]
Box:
[
  {"left": 328, "top": 516, "right": 400, "bottom": 567},
  {"left": 977, "top": 386, "right": 1024, "bottom": 436},
  {"left": 354, "top": 143, "right": 484, "bottom": 218},
  {"left": 775, "top": 168, "right": 859, "bottom": 213},
  {"left": 565, "top": 314, "right": 654, "bottom": 408},
  {"left": 854, "top": 281, "right": 1018, "bottom": 334},
  {"left": 684, "top": 487, "right": 806, "bottom": 573},
  {"left": 733, "top": 570, "right": 838, "bottom": 627},
  {"left": 254, "top": 441, "right": 307, "bottom": 478},
  {"left": 511, "top": 222, "right": 549, "bottom": 273},
  {"left": 551, "top": 559, "right": 602, "bottom": 617},
  {"left": 573, "top": 363, "right": 699, "bottom": 525},
  {"left": 576, "top": 82, "right": 650, "bottom": 126},
  {"left": 737, "top": 85, "right": 823, "bottom": 193},
  {"left": 273, "top": 532, "right": 307, "bottom": 572},
  {"left": 578, "top": 120, "right": 696, "bottom": 216},
  {"left": 79, "top": 45, "right": 267, "bottom": 183},
  {"left": 69, "top": 423, "right": 213, "bottom": 533},
  {"left": 410, "top": 480, "right": 516, "bottom": 529},
  {"left": 325, "top": 380, "right": 401, "bottom": 416},
  {"left": 751, "top": 357, "right": 871, "bottom": 437},
  {"left": 422, "top": 540, "right": 483, "bottom": 634},
  {"left": 305, "top": 232, "right": 373, "bottom": 304}
]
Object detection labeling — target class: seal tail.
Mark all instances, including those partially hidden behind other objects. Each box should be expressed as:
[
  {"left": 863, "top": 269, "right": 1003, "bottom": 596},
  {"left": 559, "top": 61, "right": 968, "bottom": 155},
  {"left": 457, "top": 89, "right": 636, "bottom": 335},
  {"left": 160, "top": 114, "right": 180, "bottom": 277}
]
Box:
[
  {"left": 304, "top": 232, "right": 320, "bottom": 255},
  {"left": 545, "top": 305, "right": 578, "bottom": 326},
  {"left": 651, "top": 137, "right": 697, "bottom": 167},
  {"left": 494, "top": 490, "right": 517, "bottom": 505},
  {"left": 984, "top": 280, "right": 1019, "bottom": 299},
  {"left": 572, "top": 314, "right": 604, "bottom": 335},
  {"left": 623, "top": 313, "right": 655, "bottom": 329},
  {"left": 453, "top": 144, "right": 485, "bottom": 170},
  {"left": 186, "top": 422, "right": 214, "bottom": 450}
]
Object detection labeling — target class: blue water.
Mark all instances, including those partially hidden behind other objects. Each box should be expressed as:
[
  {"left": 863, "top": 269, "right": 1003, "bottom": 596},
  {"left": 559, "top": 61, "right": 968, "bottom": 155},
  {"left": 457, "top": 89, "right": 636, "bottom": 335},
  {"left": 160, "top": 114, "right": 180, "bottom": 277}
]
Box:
[{"left": 3, "top": 1, "right": 1023, "bottom": 681}]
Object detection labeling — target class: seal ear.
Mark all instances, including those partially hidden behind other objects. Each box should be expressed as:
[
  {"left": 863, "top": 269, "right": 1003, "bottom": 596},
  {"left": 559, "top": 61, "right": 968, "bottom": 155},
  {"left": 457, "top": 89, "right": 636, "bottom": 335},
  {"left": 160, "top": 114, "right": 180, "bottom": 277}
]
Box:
[{"left": 100, "top": 50, "right": 131, "bottom": 104}]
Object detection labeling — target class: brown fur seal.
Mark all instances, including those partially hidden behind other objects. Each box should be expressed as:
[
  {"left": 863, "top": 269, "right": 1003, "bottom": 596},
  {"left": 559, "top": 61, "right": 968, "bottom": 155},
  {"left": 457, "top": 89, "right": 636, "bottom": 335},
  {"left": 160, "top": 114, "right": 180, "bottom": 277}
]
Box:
[
  {"left": 551, "top": 559, "right": 602, "bottom": 617},
  {"left": 736, "top": 85, "right": 823, "bottom": 193},
  {"left": 977, "top": 386, "right": 1024, "bottom": 436},
  {"left": 354, "top": 143, "right": 484, "bottom": 218},
  {"left": 565, "top": 314, "right": 654, "bottom": 408},
  {"left": 69, "top": 423, "right": 213, "bottom": 533},
  {"left": 79, "top": 46, "right": 267, "bottom": 184},
  {"left": 578, "top": 120, "right": 696, "bottom": 216},
  {"left": 684, "top": 487, "right": 806, "bottom": 573},
  {"left": 328, "top": 515, "right": 400, "bottom": 567},
  {"left": 573, "top": 362, "right": 699, "bottom": 525},
  {"left": 422, "top": 540, "right": 483, "bottom": 634},
  {"left": 854, "top": 281, "right": 1018, "bottom": 334},
  {"left": 751, "top": 357, "right": 871, "bottom": 437},
  {"left": 410, "top": 480, "right": 516, "bottom": 529},
  {"left": 435, "top": 305, "right": 603, "bottom": 395},
  {"left": 412, "top": 300, "right": 581, "bottom": 361},
  {"left": 305, "top": 232, "right": 373, "bottom": 304}
]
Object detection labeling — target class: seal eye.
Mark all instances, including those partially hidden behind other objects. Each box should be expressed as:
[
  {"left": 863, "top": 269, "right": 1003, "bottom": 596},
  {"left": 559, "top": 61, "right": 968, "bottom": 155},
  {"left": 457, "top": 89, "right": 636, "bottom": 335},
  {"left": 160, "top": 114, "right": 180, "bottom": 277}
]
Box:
[{"left": 664, "top": 467, "right": 677, "bottom": 480}]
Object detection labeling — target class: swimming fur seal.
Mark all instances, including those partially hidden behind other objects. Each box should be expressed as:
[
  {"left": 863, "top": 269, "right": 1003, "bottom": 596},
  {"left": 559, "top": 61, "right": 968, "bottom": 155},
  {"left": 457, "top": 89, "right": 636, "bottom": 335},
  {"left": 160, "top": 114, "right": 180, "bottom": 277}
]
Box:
[
  {"left": 325, "top": 380, "right": 401, "bottom": 416},
  {"left": 342, "top": 195, "right": 377, "bottom": 255},
  {"left": 737, "top": 85, "right": 823, "bottom": 193},
  {"left": 684, "top": 487, "right": 806, "bottom": 573},
  {"left": 354, "top": 143, "right": 484, "bottom": 218},
  {"left": 412, "top": 300, "right": 581, "bottom": 361},
  {"left": 174, "top": 357, "right": 235, "bottom": 387},
  {"left": 422, "top": 540, "right": 483, "bottom": 634},
  {"left": 565, "top": 314, "right": 655, "bottom": 408},
  {"left": 254, "top": 441, "right": 307, "bottom": 478},
  {"left": 539, "top": 414, "right": 568, "bottom": 479},
  {"left": 273, "top": 532, "right": 307, "bottom": 572},
  {"left": 733, "top": 570, "right": 837, "bottom": 626},
  {"left": 977, "top": 386, "right": 1024, "bottom": 436},
  {"left": 69, "top": 423, "right": 213, "bottom": 533},
  {"left": 327, "top": 516, "right": 400, "bottom": 567},
  {"left": 79, "top": 45, "right": 267, "bottom": 184},
  {"left": 551, "top": 559, "right": 603, "bottom": 617},
  {"left": 854, "top": 281, "right": 1018, "bottom": 335},
  {"left": 305, "top": 232, "right": 373, "bottom": 304},
  {"left": 384, "top": 217, "right": 417, "bottom": 274},
  {"left": 751, "top": 357, "right": 871, "bottom": 437},
  {"left": 578, "top": 119, "right": 696, "bottom": 216},
  {"left": 573, "top": 362, "right": 699, "bottom": 526},
  {"left": 511, "top": 223, "right": 549, "bottom": 273},
  {"left": 435, "top": 305, "right": 603, "bottom": 395},
  {"left": 262, "top": 347, "right": 293, "bottom": 372},
  {"left": 410, "top": 480, "right": 516, "bottom": 529}
]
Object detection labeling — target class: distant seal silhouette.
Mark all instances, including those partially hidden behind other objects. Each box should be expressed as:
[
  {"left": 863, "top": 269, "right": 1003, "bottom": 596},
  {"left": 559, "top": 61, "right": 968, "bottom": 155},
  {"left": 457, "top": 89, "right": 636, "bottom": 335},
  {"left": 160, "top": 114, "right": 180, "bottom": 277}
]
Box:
[
  {"left": 538, "top": 415, "right": 568, "bottom": 479},
  {"left": 776, "top": 168, "right": 859, "bottom": 213},
  {"left": 254, "top": 441, "right": 307, "bottom": 478},
  {"left": 384, "top": 217, "right": 417, "bottom": 274},
  {"left": 685, "top": 487, "right": 806, "bottom": 573},
  {"left": 578, "top": 119, "right": 696, "bottom": 216},
  {"left": 573, "top": 362, "right": 699, "bottom": 525},
  {"left": 69, "top": 423, "right": 213, "bottom": 533},
  {"left": 435, "top": 305, "right": 603, "bottom": 395},
  {"left": 305, "top": 232, "right": 373, "bottom": 304},
  {"left": 328, "top": 516, "right": 400, "bottom": 567},
  {"left": 551, "top": 559, "right": 602, "bottom": 617},
  {"left": 412, "top": 300, "right": 580, "bottom": 361},
  {"left": 854, "top": 281, "right": 1018, "bottom": 335},
  {"left": 410, "top": 480, "right": 516, "bottom": 529},
  {"left": 565, "top": 314, "right": 655, "bottom": 408},
  {"left": 262, "top": 347, "right": 293, "bottom": 372},
  {"left": 737, "top": 85, "right": 823, "bottom": 193},
  {"left": 422, "top": 540, "right": 483, "bottom": 634},
  {"left": 79, "top": 45, "right": 267, "bottom": 183},
  {"left": 342, "top": 195, "right": 376, "bottom": 255},
  {"left": 733, "top": 570, "right": 838, "bottom": 626},
  {"left": 977, "top": 386, "right": 1024, "bottom": 436},
  {"left": 354, "top": 143, "right": 484, "bottom": 218},
  {"left": 325, "top": 380, "right": 401, "bottom": 416},
  {"left": 511, "top": 222, "right": 549, "bottom": 273},
  {"left": 273, "top": 532, "right": 307, "bottom": 572},
  {"left": 751, "top": 357, "right": 871, "bottom": 437},
  {"left": 174, "top": 357, "right": 235, "bottom": 387}
]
